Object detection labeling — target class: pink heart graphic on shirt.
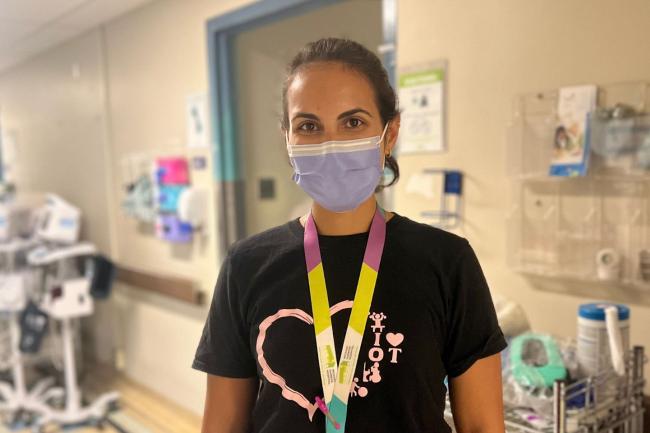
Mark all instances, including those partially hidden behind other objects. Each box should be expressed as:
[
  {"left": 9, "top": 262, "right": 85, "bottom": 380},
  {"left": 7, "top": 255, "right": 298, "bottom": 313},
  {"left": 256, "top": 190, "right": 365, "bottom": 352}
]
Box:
[
  {"left": 386, "top": 332, "right": 404, "bottom": 347},
  {"left": 256, "top": 300, "right": 353, "bottom": 422}
]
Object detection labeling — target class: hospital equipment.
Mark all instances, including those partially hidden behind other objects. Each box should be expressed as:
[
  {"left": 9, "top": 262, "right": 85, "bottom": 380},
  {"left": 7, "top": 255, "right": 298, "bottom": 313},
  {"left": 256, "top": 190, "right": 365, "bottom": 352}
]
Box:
[
  {"left": 577, "top": 303, "right": 629, "bottom": 381},
  {"left": 493, "top": 294, "right": 530, "bottom": 338},
  {"left": 157, "top": 185, "right": 185, "bottom": 213},
  {"left": 27, "top": 243, "right": 119, "bottom": 432},
  {"left": 155, "top": 214, "right": 193, "bottom": 243},
  {"left": 0, "top": 193, "right": 119, "bottom": 431},
  {"left": 33, "top": 195, "right": 80, "bottom": 245},
  {"left": 510, "top": 333, "right": 567, "bottom": 389},
  {"left": 122, "top": 174, "right": 156, "bottom": 223},
  {"left": 595, "top": 248, "right": 621, "bottom": 281},
  {"left": 506, "top": 81, "right": 650, "bottom": 293},
  {"left": 19, "top": 301, "right": 49, "bottom": 354},
  {"left": 419, "top": 169, "right": 463, "bottom": 230},
  {"left": 0, "top": 238, "right": 62, "bottom": 426},
  {"left": 177, "top": 187, "right": 208, "bottom": 229},
  {"left": 156, "top": 157, "right": 189, "bottom": 185},
  {"left": 0, "top": 203, "right": 33, "bottom": 242},
  {"left": 450, "top": 345, "right": 646, "bottom": 433}
]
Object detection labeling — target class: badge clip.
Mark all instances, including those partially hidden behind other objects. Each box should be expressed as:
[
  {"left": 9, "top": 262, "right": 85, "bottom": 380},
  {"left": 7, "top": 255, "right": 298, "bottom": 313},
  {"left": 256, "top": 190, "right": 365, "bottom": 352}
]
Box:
[{"left": 315, "top": 396, "right": 340, "bottom": 430}]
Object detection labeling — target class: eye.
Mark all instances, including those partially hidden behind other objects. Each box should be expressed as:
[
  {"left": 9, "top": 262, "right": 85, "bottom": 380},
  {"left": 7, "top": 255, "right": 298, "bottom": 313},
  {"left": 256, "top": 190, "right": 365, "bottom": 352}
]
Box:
[
  {"left": 297, "top": 122, "right": 318, "bottom": 133},
  {"left": 345, "top": 117, "right": 365, "bottom": 128}
]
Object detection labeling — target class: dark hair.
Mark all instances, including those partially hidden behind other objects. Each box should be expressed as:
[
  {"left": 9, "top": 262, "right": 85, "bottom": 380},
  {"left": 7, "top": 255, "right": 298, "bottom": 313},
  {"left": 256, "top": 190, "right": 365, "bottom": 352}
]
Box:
[{"left": 281, "top": 37, "right": 400, "bottom": 190}]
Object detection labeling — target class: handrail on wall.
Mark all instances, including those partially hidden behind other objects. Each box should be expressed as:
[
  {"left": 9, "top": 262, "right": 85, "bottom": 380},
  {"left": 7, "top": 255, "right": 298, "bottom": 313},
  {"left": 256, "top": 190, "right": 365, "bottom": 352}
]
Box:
[{"left": 115, "top": 265, "right": 204, "bottom": 305}]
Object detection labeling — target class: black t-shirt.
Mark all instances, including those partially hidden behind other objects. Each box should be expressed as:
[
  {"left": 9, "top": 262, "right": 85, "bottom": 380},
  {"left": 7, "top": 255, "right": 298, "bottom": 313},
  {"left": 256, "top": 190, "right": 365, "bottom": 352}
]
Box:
[{"left": 192, "top": 212, "right": 507, "bottom": 433}]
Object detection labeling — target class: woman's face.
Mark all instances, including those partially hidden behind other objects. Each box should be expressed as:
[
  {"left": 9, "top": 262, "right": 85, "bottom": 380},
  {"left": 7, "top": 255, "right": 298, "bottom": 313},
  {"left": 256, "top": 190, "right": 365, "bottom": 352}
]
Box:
[{"left": 284, "top": 61, "right": 399, "bottom": 163}]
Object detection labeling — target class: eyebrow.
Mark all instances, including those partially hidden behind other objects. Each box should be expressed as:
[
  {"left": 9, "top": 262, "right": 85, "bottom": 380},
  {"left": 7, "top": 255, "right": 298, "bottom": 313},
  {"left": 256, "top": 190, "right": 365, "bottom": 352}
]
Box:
[{"left": 291, "top": 108, "right": 373, "bottom": 123}]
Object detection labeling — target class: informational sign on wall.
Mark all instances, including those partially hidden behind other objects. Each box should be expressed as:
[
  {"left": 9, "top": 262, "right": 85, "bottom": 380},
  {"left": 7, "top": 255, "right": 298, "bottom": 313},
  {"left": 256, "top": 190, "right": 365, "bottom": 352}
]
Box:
[
  {"left": 397, "top": 61, "right": 447, "bottom": 154},
  {"left": 549, "top": 84, "right": 597, "bottom": 176},
  {"left": 186, "top": 93, "right": 208, "bottom": 148}
]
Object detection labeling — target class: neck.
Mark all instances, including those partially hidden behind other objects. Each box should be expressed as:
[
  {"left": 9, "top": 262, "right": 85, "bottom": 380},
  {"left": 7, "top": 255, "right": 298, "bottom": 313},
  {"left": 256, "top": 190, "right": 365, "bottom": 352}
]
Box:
[{"left": 303, "top": 197, "right": 380, "bottom": 236}]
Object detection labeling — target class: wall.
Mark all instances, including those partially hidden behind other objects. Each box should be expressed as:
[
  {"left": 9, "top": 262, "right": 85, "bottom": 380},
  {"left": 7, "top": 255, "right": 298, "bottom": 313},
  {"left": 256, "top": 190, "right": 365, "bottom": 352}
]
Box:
[
  {"left": 99, "top": 0, "right": 264, "bottom": 414},
  {"left": 394, "top": 0, "right": 650, "bottom": 392}
]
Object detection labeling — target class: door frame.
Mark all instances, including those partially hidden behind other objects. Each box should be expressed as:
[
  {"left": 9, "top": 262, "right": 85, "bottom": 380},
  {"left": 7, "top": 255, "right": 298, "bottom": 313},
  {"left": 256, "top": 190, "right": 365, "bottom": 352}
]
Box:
[{"left": 206, "top": 0, "right": 398, "bottom": 257}]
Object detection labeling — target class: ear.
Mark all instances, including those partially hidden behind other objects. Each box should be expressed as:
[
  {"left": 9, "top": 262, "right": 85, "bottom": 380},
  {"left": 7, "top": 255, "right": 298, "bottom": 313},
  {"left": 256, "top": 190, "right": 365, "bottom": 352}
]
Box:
[{"left": 385, "top": 114, "right": 401, "bottom": 155}]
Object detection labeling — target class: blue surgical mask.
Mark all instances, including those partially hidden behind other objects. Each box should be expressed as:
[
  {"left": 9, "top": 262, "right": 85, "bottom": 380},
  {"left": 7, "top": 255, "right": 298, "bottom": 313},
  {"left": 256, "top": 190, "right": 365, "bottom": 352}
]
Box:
[{"left": 286, "top": 123, "right": 389, "bottom": 213}]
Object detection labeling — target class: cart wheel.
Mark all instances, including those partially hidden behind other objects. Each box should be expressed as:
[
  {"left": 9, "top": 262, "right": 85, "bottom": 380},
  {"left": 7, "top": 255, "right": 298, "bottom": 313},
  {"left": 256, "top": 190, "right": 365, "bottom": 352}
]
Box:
[
  {"left": 51, "top": 396, "right": 65, "bottom": 409},
  {"left": 22, "top": 412, "right": 36, "bottom": 426},
  {"left": 89, "top": 418, "right": 106, "bottom": 430},
  {"left": 10, "top": 410, "right": 23, "bottom": 427},
  {"left": 108, "top": 400, "right": 120, "bottom": 412}
]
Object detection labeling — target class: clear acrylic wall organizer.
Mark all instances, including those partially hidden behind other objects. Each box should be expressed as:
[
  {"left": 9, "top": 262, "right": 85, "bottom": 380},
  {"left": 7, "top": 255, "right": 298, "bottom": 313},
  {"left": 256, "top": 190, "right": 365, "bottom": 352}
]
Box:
[{"left": 506, "top": 81, "right": 650, "bottom": 291}]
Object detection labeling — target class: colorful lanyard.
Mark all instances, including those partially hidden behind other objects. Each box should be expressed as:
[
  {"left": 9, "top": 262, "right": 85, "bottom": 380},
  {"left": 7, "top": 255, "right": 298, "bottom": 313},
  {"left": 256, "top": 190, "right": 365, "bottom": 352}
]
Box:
[{"left": 303, "top": 206, "right": 387, "bottom": 432}]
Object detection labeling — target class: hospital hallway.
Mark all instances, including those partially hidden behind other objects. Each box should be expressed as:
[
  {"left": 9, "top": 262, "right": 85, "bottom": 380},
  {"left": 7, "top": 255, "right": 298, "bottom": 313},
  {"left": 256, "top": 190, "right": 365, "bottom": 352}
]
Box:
[{"left": 0, "top": 0, "right": 650, "bottom": 432}]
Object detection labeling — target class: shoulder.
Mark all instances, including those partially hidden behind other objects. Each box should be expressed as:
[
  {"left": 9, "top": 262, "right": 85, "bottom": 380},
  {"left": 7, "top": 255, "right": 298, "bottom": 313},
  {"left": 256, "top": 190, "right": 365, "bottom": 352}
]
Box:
[
  {"left": 389, "top": 213, "right": 470, "bottom": 267},
  {"left": 226, "top": 220, "right": 301, "bottom": 266}
]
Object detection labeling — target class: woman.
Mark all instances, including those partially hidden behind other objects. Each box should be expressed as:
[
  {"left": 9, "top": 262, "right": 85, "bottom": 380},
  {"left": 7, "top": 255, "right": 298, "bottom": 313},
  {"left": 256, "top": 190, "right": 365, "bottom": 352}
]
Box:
[{"left": 193, "top": 38, "right": 507, "bottom": 433}]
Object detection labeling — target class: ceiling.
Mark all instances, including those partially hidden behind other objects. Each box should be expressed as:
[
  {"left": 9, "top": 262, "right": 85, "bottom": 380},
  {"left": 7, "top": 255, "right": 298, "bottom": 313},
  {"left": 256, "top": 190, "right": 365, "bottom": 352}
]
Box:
[{"left": 0, "top": 0, "right": 156, "bottom": 73}]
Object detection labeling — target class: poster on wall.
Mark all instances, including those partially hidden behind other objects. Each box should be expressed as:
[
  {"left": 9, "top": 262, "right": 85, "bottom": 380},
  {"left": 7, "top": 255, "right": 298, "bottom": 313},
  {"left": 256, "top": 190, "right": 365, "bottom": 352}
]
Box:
[
  {"left": 186, "top": 92, "right": 208, "bottom": 148},
  {"left": 397, "top": 60, "right": 447, "bottom": 154},
  {"left": 549, "top": 85, "right": 597, "bottom": 176}
]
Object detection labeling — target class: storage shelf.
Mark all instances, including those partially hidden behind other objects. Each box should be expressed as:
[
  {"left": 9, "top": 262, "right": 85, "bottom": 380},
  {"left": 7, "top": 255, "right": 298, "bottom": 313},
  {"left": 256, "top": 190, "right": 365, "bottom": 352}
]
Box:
[
  {"left": 512, "top": 265, "right": 650, "bottom": 291},
  {"left": 514, "top": 172, "right": 650, "bottom": 182},
  {"left": 507, "top": 81, "right": 650, "bottom": 293}
]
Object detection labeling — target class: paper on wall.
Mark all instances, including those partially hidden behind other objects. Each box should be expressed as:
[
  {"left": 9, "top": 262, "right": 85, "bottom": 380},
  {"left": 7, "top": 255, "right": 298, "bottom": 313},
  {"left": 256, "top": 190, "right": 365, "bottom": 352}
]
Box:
[
  {"left": 186, "top": 93, "right": 208, "bottom": 148},
  {"left": 549, "top": 85, "right": 597, "bottom": 176},
  {"left": 398, "top": 63, "right": 446, "bottom": 154}
]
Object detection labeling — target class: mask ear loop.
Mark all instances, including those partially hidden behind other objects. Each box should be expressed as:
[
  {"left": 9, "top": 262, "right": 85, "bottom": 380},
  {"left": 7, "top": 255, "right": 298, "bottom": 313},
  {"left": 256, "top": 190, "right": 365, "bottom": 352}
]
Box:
[
  {"left": 379, "top": 121, "right": 390, "bottom": 145},
  {"left": 285, "top": 129, "right": 295, "bottom": 168},
  {"left": 380, "top": 122, "right": 391, "bottom": 170}
]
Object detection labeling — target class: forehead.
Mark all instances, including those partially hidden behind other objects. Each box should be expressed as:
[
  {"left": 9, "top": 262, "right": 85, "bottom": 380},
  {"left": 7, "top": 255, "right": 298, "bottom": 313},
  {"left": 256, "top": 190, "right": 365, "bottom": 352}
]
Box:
[{"left": 286, "top": 62, "right": 377, "bottom": 115}]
